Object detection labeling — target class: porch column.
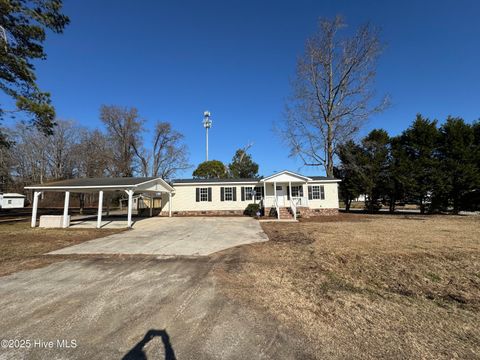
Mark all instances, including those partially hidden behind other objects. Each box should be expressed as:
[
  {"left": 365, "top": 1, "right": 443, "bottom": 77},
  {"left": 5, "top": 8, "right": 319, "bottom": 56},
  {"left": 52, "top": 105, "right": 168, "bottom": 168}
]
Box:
[
  {"left": 63, "top": 191, "right": 70, "bottom": 228},
  {"left": 31, "top": 191, "right": 41, "bottom": 227},
  {"left": 97, "top": 190, "right": 103, "bottom": 228},
  {"left": 273, "top": 181, "right": 279, "bottom": 219},
  {"left": 168, "top": 192, "right": 172, "bottom": 217},
  {"left": 126, "top": 190, "right": 133, "bottom": 228}
]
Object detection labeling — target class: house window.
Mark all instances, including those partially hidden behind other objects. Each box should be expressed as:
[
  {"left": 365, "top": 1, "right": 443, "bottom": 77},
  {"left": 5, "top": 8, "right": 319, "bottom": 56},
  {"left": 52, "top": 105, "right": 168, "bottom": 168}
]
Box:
[
  {"left": 291, "top": 186, "right": 303, "bottom": 197},
  {"left": 244, "top": 186, "right": 263, "bottom": 201},
  {"left": 309, "top": 185, "right": 325, "bottom": 200},
  {"left": 224, "top": 187, "right": 233, "bottom": 201},
  {"left": 199, "top": 187, "right": 209, "bottom": 202},
  {"left": 221, "top": 186, "right": 237, "bottom": 201},
  {"left": 7, "top": 200, "right": 12, "bottom": 204},
  {"left": 244, "top": 187, "right": 253, "bottom": 201},
  {"left": 254, "top": 186, "right": 262, "bottom": 200}
]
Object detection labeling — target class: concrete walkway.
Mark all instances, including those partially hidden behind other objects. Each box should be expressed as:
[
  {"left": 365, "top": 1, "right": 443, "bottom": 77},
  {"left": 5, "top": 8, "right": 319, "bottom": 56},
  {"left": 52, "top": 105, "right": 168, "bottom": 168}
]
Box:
[{"left": 51, "top": 217, "right": 268, "bottom": 256}]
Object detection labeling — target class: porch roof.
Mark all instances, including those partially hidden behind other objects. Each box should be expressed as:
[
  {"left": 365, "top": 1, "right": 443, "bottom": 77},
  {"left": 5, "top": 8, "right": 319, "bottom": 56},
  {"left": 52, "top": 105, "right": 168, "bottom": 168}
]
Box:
[{"left": 261, "top": 170, "right": 312, "bottom": 183}]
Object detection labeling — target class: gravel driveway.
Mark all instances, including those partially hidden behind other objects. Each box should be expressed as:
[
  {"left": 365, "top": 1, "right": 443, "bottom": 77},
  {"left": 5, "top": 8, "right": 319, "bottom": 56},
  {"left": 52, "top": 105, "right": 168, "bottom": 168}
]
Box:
[{"left": 0, "top": 256, "right": 310, "bottom": 359}]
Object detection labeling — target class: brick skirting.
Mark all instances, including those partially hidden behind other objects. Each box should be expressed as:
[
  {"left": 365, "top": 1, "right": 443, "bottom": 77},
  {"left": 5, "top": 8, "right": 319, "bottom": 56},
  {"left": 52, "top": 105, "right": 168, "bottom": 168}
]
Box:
[
  {"left": 158, "top": 207, "right": 338, "bottom": 218},
  {"left": 159, "top": 210, "right": 245, "bottom": 217},
  {"left": 263, "top": 207, "right": 338, "bottom": 218},
  {"left": 297, "top": 207, "right": 338, "bottom": 218}
]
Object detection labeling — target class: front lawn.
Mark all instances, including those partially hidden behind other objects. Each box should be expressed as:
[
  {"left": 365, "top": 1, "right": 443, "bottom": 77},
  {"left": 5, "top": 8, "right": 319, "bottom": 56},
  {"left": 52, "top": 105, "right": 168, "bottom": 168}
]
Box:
[
  {"left": 215, "top": 214, "right": 480, "bottom": 359},
  {"left": 0, "top": 222, "right": 124, "bottom": 276}
]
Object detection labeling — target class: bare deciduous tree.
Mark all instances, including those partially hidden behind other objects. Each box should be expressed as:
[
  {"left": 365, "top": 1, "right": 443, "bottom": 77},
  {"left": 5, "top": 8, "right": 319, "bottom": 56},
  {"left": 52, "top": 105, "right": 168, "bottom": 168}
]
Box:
[
  {"left": 46, "top": 120, "right": 79, "bottom": 180},
  {"left": 281, "top": 16, "right": 387, "bottom": 176},
  {"left": 100, "top": 105, "right": 144, "bottom": 177},
  {"left": 134, "top": 121, "right": 190, "bottom": 179},
  {"left": 76, "top": 129, "right": 112, "bottom": 178}
]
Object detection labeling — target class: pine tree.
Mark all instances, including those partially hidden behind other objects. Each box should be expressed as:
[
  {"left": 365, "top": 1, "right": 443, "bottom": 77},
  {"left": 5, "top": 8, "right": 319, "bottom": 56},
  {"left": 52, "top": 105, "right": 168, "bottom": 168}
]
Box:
[
  {"left": 228, "top": 149, "right": 259, "bottom": 178},
  {"left": 361, "top": 129, "right": 390, "bottom": 212},
  {"left": 437, "top": 117, "right": 479, "bottom": 213},
  {"left": 397, "top": 115, "right": 440, "bottom": 213},
  {"left": 334, "top": 141, "right": 366, "bottom": 211}
]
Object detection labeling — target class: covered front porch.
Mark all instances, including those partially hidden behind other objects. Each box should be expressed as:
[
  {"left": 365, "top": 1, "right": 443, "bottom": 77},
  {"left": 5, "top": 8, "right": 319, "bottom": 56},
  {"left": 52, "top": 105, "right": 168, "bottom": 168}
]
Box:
[
  {"left": 260, "top": 171, "right": 311, "bottom": 220},
  {"left": 25, "top": 177, "right": 175, "bottom": 228}
]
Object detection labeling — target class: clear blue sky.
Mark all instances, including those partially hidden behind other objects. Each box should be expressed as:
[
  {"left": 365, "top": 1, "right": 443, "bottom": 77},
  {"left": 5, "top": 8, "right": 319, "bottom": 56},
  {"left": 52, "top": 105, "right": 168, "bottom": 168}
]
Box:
[{"left": 6, "top": 0, "right": 480, "bottom": 177}]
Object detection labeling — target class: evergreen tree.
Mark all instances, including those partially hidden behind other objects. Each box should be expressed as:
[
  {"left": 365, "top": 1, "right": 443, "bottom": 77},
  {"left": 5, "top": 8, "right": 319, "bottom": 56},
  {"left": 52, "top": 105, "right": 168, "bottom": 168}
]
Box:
[
  {"left": 334, "top": 141, "right": 366, "bottom": 211},
  {"left": 386, "top": 136, "right": 408, "bottom": 213},
  {"left": 361, "top": 129, "right": 390, "bottom": 212},
  {"left": 228, "top": 149, "right": 259, "bottom": 178},
  {"left": 397, "top": 115, "right": 440, "bottom": 213},
  {"left": 0, "top": 1, "right": 70, "bottom": 138},
  {"left": 192, "top": 160, "right": 228, "bottom": 179},
  {"left": 436, "top": 117, "right": 479, "bottom": 213}
]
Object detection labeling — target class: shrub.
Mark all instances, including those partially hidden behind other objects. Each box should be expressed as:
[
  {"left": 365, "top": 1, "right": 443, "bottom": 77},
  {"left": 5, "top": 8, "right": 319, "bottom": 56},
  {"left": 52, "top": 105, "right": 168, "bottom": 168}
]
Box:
[{"left": 244, "top": 203, "right": 260, "bottom": 217}]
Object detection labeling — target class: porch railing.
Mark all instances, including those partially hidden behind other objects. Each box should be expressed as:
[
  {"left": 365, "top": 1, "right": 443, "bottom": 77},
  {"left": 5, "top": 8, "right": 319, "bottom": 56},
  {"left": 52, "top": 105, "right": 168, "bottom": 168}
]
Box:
[
  {"left": 262, "top": 195, "right": 308, "bottom": 208},
  {"left": 290, "top": 198, "right": 297, "bottom": 220}
]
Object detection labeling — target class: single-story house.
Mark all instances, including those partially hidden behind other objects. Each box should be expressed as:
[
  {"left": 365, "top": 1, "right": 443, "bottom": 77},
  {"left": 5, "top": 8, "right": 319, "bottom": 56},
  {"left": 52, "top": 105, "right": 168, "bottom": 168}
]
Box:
[
  {"left": 25, "top": 170, "right": 340, "bottom": 228},
  {"left": 0, "top": 193, "right": 26, "bottom": 209},
  {"left": 163, "top": 170, "right": 340, "bottom": 219}
]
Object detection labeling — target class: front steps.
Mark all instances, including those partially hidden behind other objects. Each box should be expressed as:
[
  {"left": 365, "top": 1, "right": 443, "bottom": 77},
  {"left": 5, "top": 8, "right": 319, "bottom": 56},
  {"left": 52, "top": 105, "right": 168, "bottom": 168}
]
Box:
[
  {"left": 264, "top": 206, "right": 299, "bottom": 220},
  {"left": 278, "top": 207, "right": 294, "bottom": 219}
]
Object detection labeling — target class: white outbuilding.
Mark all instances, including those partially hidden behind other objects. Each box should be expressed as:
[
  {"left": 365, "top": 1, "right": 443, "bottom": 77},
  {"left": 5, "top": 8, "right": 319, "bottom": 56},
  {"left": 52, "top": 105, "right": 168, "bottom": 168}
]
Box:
[{"left": 0, "top": 193, "right": 26, "bottom": 209}]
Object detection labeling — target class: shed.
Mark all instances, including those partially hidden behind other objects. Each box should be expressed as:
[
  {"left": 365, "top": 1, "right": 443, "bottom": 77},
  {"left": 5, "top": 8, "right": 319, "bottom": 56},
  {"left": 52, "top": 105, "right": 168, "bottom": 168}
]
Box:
[
  {"left": 0, "top": 193, "right": 26, "bottom": 209},
  {"left": 25, "top": 177, "right": 174, "bottom": 228}
]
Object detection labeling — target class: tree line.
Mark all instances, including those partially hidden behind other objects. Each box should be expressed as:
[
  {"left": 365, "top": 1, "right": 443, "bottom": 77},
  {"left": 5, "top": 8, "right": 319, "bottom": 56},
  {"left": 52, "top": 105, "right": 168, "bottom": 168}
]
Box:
[
  {"left": 0, "top": 105, "right": 190, "bottom": 194},
  {"left": 334, "top": 115, "right": 480, "bottom": 214}
]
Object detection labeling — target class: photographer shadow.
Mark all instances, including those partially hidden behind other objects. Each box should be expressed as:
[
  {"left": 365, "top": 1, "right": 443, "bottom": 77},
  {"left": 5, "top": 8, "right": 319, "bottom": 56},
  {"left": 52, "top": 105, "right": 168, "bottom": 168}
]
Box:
[{"left": 122, "top": 329, "right": 176, "bottom": 360}]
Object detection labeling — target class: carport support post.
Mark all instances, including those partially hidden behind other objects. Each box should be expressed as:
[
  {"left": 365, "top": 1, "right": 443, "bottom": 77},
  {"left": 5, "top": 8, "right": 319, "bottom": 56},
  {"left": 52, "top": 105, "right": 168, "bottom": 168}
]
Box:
[
  {"left": 31, "top": 191, "right": 41, "bottom": 227},
  {"left": 168, "top": 192, "right": 172, "bottom": 217},
  {"left": 127, "top": 190, "right": 133, "bottom": 227},
  {"left": 63, "top": 191, "right": 70, "bottom": 228},
  {"left": 97, "top": 190, "right": 103, "bottom": 228}
]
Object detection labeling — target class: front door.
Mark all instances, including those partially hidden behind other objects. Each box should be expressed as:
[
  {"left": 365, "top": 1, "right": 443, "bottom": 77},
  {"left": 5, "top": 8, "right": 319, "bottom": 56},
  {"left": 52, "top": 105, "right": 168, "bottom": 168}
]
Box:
[{"left": 276, "top": 185, "right": 285, "bottom": 206}]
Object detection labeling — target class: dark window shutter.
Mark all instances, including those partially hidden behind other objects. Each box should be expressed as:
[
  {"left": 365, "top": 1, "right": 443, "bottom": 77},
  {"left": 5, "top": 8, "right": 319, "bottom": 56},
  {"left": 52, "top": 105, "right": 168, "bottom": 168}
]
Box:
[
  {"left": 241, "top": 187, "right": 245, "bottom": 201},
  {"left": 208, "top": 187, "right": 212, "bottom": 202},
  {"left": 220, "top": 187, "right": 224, "bottom": 201},
  {"left": 300, "top": 186, "right": 304, "bottom": 197},
  {"left": 196, "top": 188, "right": 200, "bottom": 202},
  {"left": 308, "top": 186, "right": 313, "bottom": 200},
  {"left": 261, "top": 186, "right": 265, "bottom": 197},
  {"left": 233, "top": 187, "right": 237, "bottom": 201},
  {"left": 320, "top": 186, "right": 325, "bottom": 200},
  {"left": 287, "top": 186, "right": 290, "bottom": 200}
]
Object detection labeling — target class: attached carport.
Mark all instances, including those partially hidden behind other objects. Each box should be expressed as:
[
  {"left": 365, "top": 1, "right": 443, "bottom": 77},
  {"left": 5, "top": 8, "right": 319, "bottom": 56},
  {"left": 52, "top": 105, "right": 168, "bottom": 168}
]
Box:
[{"left": 25, "top": 177, "right": 175, "bottom": 228}]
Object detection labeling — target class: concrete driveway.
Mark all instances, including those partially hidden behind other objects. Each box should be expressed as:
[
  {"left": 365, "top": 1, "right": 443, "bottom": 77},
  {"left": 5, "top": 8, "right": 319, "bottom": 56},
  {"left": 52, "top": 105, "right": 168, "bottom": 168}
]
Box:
[
  {"left": 0, "top": 257, "right": 311, "bottom": 360},
  {"left": 51, "top": 217, "right": 268, "bottom": 256}
]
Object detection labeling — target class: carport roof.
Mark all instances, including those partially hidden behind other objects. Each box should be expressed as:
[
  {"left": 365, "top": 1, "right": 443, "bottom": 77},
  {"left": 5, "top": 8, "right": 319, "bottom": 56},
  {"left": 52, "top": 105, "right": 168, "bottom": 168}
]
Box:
[{"left": 25, "top": 177, "right": 174, "bottom": 192}]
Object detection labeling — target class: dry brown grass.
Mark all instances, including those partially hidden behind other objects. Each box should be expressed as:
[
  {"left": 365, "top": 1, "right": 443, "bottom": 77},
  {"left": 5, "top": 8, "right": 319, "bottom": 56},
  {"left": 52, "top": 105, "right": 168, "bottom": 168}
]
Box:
[
  {"left": 0, "top": 222, "right": 124, "bottom": 276},
  {"left": 215, "top": 214, "right": 480, "bottom": 359}
]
